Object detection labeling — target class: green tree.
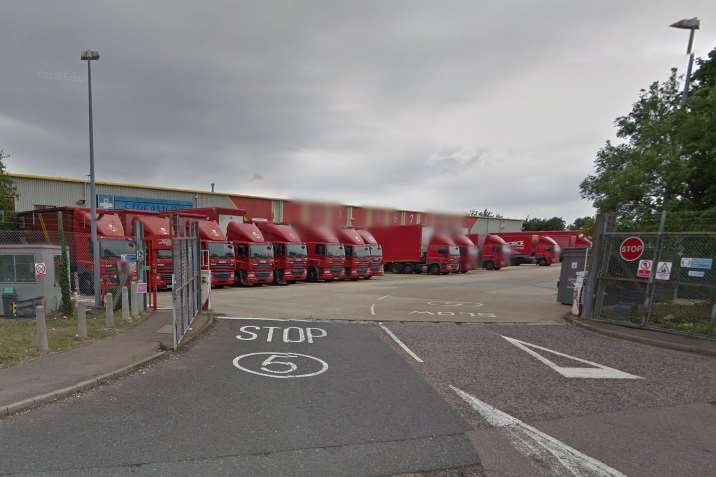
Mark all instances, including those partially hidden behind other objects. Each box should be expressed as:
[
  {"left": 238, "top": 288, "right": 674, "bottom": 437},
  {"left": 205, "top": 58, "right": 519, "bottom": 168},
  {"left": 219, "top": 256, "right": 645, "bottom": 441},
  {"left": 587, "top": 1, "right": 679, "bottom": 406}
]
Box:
[
  {"left": 569, "top": 216, "right": 595, "bottom": 236},
  {"left": 581, "top": 47, "right": 716, "bottom": 224},
  {"left": 522, "top": 216, "right": 566, "bottom": 231},
  {"left": 0, "top": 150, "right": 17, "bottom": 230}
]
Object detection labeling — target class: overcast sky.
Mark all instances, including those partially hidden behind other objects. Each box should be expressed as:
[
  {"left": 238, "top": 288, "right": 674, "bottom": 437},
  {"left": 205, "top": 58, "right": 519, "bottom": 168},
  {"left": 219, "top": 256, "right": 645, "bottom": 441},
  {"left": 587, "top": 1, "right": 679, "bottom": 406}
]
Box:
[{"left": 3, "top": 1, "right": 715, "bottom": 222}]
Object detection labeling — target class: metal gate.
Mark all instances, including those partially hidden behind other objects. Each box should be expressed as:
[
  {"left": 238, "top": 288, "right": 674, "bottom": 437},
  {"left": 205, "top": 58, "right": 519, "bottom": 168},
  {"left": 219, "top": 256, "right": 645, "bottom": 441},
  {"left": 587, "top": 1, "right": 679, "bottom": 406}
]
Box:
[
  {"left": 590, "top": 213, "right": 716, "bottom": 338},
  {"left": 171, "top": 215, "right": 202, "bottom": 350}
]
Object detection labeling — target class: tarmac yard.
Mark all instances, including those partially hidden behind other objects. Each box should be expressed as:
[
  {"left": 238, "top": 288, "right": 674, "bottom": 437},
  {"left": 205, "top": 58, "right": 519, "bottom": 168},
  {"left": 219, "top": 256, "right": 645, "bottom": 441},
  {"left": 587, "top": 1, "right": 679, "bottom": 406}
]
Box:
[{"left": 2, "top": 266, "right": 716, "bottom": 476}]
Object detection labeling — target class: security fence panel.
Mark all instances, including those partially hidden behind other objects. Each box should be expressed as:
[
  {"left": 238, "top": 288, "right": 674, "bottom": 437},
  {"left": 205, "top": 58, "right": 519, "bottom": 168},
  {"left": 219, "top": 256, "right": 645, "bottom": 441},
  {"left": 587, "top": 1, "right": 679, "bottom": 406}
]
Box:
[
  {"left": 171, "top": 215, "right": 201, "bottom": 350},
  {"left": 592, "top": 212, "right": 716, "bottom": 338}
]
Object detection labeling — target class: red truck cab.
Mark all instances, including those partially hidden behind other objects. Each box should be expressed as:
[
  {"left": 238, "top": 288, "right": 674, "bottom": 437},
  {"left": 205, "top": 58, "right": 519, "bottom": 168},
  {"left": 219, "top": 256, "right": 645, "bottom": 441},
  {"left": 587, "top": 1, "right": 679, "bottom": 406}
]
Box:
[
  {"left": 452, "top": 234, "right": 477, "bottom": 273},
  {"left": 467, "top": 233, "right": 510, "bottom": 270},
  {"left": 527, "top": 231, "right": 591, "bottom": 260},
  {"left": 226, "top": 221, "right": 275, "bottom": 286},
  {"left": 117, "top": 212, "right": 173, "bottom": 290},
  {"left": 254, "top": 222, "right": 308, "bottom": 284},
  {"left": 197, "top": 220, "right": 237, "bottom": 287},
  {"left": 335, "top": 228, "right": 372, "bottom": 280},
  {"left": 496, "top": 233, "right": 560, "bottom": 266},
  {"left": 294, "top": 224, "right": 346, "bottom": 281},
  {"left": 356, "top": 229, "right": 384, "bottom": 277},
  {"left": 17, "top": 207, "right": 136, "bottom": 294}
]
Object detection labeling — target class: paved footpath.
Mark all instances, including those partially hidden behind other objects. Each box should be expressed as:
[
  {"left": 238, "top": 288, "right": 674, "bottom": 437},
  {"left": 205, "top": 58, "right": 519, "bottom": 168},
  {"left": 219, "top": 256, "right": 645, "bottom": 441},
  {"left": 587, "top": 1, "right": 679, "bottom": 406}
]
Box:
[{"left": 0, "top": 310, "right": 169, "bottom": 416}]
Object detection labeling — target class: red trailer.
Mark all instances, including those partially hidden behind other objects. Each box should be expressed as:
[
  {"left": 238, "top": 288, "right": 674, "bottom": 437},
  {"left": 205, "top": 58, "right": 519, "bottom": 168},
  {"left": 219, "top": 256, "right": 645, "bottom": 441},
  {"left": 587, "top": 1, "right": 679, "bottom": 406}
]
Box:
[
  {"left": 226, "top": 221, "right": 275, "bottom": 286},
  {"left": 254, "top": 222, "right": 308, "bottom": 284},
  {"left": 467, "top": 233, "right": 510, "bottom": 270},
  {"left": 356, "top": 229, "right": 384, "bottom": 277},
  {"left": 17, "top": 207, "right": 136, "bottom": 294},
  {"left": 452, "top": 234, "right": 478, "bottom": 273},
  {"left": 496, "top": 232, "right": 560, "bottom": 266},
  {"left": 197, "top": 220, "right": 237, "bottom": 287},
  {"left": 368, "top": 225, "right": 458, "bottom": 274},
  {"left": 527, "top": 230, "right": 592, "bottom": 253},
  {"left": 335, "top": 228, "right": 372, "bottom": 280},
  {"left": 293, "top": 224, "right": 346, "bottom": 282}
]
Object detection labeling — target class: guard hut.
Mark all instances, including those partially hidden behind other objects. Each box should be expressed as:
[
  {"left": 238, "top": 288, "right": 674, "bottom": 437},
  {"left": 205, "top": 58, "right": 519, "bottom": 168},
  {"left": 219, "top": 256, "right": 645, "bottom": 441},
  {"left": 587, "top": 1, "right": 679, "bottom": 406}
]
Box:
[
  {"left": 557, "top": 247, "right": 589, "bottom": 305},
  {"left": 0, "top": 244, "right": 64, "bottom": 317}
]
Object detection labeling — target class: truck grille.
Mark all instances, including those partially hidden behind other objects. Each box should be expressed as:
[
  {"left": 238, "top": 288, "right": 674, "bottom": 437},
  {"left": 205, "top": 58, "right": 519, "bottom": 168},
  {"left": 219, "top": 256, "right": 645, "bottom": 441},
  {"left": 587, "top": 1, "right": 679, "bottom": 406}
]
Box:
[
  {"left": 330, "top": 267, "right": 343, "bottom": 276},
  {"left": 160, "top": 273, "right": 173, "bottom": 282},
  {"left": 291, "top": 268, "right": 305, "bottom": 276},
  {"left": 213, "top": 271, "right": 232, "bottom": 279},
  {"left": 370, "top": 264, "right": 380, "bottom": 272},
  {"left": 255, "top": 271, "right": 272, "bottom": 279}
]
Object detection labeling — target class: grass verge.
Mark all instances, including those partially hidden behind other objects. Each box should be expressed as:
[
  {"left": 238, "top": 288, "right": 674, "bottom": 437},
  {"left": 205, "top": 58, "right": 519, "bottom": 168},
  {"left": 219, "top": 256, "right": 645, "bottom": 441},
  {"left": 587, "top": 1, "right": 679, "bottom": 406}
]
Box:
[{"left": 0, "top": 308, "right": 149, "bottom": 368}]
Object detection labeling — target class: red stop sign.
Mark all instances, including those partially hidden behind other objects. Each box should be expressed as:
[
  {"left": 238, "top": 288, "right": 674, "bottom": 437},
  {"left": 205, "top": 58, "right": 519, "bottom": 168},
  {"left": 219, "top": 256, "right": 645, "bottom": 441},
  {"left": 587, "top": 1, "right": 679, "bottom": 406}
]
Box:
[{"left": 620, "top": 236, "right": 644, "bottom": 261}]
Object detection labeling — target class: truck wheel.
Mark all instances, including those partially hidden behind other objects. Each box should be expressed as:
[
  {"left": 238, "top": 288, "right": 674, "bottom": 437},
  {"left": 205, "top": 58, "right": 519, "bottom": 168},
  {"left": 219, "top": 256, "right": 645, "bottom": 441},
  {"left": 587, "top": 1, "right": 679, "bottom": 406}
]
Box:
[
  {"left": 307, "top": 267, "right": 318, "bottom": 282},
  {"left": 275, "top": 270, "right": 287, "bottom": 285},
  {"left": 79, "top": 273, "right": 93, "bottom": 294},
  {"left": 428, "top": 264, "right": 440, "bottom": 275},
  {"left": 484, "top": 261, "right": 495, "bottom": 270},
  {"left": 393, "top": 263, "right": 405, "bottom": 273},
  {"left": 537, "top": 258, "right": 546, "bottom": 266},
  {"left": 403, "top": 264, "right": 414, "bottom": 274}
]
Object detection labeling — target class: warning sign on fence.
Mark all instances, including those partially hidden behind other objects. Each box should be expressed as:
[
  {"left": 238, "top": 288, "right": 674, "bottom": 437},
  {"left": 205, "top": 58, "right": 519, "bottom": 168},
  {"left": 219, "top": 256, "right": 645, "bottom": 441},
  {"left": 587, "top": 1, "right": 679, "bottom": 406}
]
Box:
[
  {"left": 655, "top": 261, "right": 672, "bottom": 280},
  {"left": 637, "top": 259, "right": 652, "bottom": 278},
  {"left": 34, "top": 262, "right": 47, "bottom": 280}
]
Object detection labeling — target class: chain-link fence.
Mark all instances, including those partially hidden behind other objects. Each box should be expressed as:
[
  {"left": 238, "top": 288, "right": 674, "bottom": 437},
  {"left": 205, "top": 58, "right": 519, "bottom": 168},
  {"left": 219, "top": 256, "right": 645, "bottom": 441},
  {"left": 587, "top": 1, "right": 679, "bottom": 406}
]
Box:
[
  {"left": 592, "top": 212, "right": 716, "bottom": 338},
  {"left": 171, "top": 215, "right": 201, "bottom": 350}
]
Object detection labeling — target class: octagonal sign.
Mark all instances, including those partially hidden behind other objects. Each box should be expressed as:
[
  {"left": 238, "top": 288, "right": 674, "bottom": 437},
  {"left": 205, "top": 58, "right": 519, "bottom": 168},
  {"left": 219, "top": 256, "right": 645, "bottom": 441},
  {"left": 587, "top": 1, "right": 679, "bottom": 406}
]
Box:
[{"left": 620, "top": 236, "right": 644, "bottom": 261}]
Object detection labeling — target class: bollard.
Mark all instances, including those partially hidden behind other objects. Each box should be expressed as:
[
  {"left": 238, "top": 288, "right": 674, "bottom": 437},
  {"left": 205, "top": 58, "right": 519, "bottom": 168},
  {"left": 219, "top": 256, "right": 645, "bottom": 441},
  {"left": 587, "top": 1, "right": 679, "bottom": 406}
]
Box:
[
  {"left": 711, "top": 303, "right": 716, "bottom": 325},
  {"left": 35, "top": 305, "right": 49, "bottom": 352},
  {"left": 105, "top": 292, "right": 114, "bottom": 328},
  {"left": 130, "top": 282, "right": 139, "bottom": 318},
  {"left": 77, "top": 302, "right": 87, "bottom": 338},
  {"left": 73, "top": 272, "right": 80, "bottom": 297},
  {"left": 121, "top": 286, "right": 130, "bottom": 321}
]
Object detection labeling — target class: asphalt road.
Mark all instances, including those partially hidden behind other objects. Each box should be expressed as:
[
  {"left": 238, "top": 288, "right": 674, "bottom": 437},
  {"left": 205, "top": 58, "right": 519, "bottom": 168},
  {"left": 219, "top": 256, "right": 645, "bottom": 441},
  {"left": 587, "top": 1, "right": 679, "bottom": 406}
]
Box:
[{"left": 4, "top": 266, "right": 716, "bottom": 476}]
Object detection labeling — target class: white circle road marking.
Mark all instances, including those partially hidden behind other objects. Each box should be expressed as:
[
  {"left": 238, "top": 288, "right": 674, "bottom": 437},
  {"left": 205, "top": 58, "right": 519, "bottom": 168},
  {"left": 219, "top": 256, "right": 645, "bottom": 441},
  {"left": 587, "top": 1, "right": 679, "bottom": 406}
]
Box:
[
  {"left": 426, "top": 301, "right": 484, "bottom": 307},
  {"left": 233, "top": 352, "right": 328, "bottom": 379}
]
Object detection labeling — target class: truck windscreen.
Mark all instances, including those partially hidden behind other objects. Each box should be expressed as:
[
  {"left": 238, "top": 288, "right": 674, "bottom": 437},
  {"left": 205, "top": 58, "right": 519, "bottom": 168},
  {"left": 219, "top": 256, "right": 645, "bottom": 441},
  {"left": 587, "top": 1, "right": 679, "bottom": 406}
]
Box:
[
  {"left": 209, "top": 242, "right": 234, "bottom": 259},
  {"left": 286, "top": 243, "right": 307, "bottom": 258},
  {"left": 371, "top": 245, "right": 383, "bottom": 257},
  {"left": 100, "top": 239, "right": 136, "bottom": 259},
  {"left": 449, "top": 246, "right": 460, "bottom": 256},
  {"left": 250, "top": 243, "right": 274, "bottom": 259},
  {"left": 354, "top": 246, "right": 371, "bottom": 258},
  {"left": 326, "top": 244, "right": 345, "bottom": 257}
]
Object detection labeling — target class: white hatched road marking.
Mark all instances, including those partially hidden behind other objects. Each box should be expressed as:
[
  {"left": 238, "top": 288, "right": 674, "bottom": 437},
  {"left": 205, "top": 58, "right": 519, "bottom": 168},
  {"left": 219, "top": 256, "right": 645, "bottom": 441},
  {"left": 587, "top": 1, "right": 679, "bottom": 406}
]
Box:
[
  {"left": 378, "top": 322, "right": 423, "bottom": 363},
  {"left": 450, "top": 386, "right": 626, "bottom": 477},
  {"left": 503, "top": 336, "right": 642, "bottom": 379}
]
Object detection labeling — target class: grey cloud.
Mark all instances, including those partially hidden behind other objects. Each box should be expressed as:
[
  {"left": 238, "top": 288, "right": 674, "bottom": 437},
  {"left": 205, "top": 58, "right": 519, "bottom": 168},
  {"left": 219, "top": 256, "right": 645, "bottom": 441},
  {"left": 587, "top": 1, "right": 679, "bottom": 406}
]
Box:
[{"left": 3, "top": 0, "right": 716, "bottom": 223}]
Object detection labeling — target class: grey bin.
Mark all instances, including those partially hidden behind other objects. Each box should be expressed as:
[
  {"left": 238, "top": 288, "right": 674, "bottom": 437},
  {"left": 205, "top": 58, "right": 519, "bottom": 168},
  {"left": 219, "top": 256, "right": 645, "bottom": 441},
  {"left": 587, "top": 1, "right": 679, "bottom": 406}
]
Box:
[{"left": 557, "top": 247, "right": 589, "bottom": 305}]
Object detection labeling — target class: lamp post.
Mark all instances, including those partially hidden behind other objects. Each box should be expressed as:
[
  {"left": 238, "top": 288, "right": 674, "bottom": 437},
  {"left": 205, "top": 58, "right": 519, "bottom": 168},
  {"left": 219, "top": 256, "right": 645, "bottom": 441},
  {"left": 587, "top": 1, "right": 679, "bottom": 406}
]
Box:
[
  {"left": 669, "top": 17, "right": 701, "bottom": 102},
  {"left": 81, "top": 49, "right": 102, "bottom": 307}
]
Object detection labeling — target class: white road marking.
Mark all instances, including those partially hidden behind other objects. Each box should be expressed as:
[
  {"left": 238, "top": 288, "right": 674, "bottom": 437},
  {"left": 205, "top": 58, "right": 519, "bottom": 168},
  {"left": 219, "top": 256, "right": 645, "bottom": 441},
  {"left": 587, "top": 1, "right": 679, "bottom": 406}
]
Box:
[
  {"left": 370, "top": 304, "right": 376, "bottom": 315},
  {"left": 378, "top": 322, "right": 423, "bottom": 363},
  {"left": 503, "top": 336, "right": 642, "bottom": 379},
  {"left": 233, "top": 352, "right": 328, "bottom": 379},
  {"left": 450, "top": 385, "right": 626, "bottom": 477},
  {"left": 377, "top": 295, "right": 389, "bottom": 301}
]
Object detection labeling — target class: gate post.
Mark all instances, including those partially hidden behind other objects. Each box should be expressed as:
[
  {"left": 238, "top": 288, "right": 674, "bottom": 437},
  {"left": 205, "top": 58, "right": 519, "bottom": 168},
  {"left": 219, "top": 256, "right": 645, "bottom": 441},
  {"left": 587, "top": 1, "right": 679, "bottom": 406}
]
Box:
[{"left": 582, "top": 214, "right": 608, "bottom": 320}]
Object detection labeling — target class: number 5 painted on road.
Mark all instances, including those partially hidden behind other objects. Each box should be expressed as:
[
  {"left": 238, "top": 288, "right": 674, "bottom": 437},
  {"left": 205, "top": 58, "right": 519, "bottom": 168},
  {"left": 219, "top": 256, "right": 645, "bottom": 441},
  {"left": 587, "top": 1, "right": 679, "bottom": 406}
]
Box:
[{"left": 260, "top": 353, "right": 298, "bottom": 374}]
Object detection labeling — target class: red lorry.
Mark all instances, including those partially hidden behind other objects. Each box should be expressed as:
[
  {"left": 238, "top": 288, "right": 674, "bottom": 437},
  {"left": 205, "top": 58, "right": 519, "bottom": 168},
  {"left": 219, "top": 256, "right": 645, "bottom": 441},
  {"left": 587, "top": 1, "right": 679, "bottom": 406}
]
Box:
[
  {"left": 496, "top": 232, "right": 560, "bottom": 266},
  {"left": 335, "top": 228, "right": 372, "bottom": 280},
  {"left": 467, "top": 233, "right": 510, "bottom": 270},
  {"left": 226, "top": 221, "right": 275, "bottom": 286},
  {"left": 368, "top": 225, "right": 458, "bottom": 274},
  {"left": 254, "top": 221, "right": 308, "bottom": 284},
  {"left": 528, "top": 230, "right": 591, "bottom": 253},
  {"left": 452, "top": 234, "right": 478, "bottom": 273},
  {"left": 356, "top": 229, "right": 384, "bottom": 277},
  {"left": 115, "top": 211, "right": 173, "bottom": 290},
  {"left": 293, "top": 224, "right": 346, "bottom": 281},
  {"left": 197, "top": 219, "right": 237, "bottom": 287},
  {"left": 17, "top": 207, "right": 137, "bottom": 294}
]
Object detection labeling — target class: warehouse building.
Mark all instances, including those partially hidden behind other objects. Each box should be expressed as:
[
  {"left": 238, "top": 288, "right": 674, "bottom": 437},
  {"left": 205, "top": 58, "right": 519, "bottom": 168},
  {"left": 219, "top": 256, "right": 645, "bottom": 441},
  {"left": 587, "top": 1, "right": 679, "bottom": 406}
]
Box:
[{"left": 8, "top": 172, "right": 523, "bottom": 232}]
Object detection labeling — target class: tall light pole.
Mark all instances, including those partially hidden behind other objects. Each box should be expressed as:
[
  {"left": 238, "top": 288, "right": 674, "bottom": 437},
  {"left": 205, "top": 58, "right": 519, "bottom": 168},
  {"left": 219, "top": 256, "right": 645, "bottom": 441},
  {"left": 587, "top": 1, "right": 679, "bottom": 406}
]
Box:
[
  {"left": 81, "top": 49, "right": 102, "bottom": 307},
  {"left": 670, "top": 17, "right": 701, "bottom": 102}
]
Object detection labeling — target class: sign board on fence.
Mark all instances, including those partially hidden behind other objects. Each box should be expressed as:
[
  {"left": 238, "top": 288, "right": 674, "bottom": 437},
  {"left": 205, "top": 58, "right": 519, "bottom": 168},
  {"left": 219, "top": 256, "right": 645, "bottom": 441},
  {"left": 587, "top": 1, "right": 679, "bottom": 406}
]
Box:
[
  {"left": 637, "top": 259, "right": 653, "bottom": 278},
  {"left": 680, "top": 257, "right": 713, "bottom": 270},
  {"left": 620, "top": 236, "right": 644, "bottom": 261},
  {"left": 688, "top": 270, "right": 705, "bottom": 278},
  {"left": 136, "top": 282, "right": 147, "bottom": 294},
  {"left": 121, "top": 253, "right": 137, "bottom": 262},
  {"left": 655, "top": 261, "right": 672, "bottom": 280},
  {"left": 34, "top": 262, "right": 47, "bottom": 280}
]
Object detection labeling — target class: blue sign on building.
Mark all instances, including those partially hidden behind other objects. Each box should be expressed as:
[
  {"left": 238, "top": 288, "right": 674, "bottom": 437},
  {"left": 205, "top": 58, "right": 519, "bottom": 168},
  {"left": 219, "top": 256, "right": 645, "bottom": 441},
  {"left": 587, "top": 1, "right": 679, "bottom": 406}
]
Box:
[{"left": 96, "top": 194, "right": 193, "bottom": 212}]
